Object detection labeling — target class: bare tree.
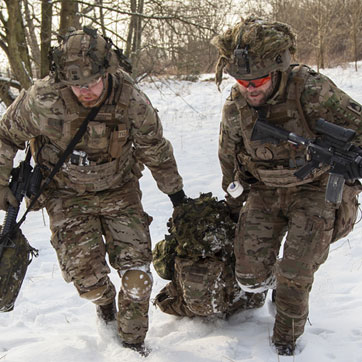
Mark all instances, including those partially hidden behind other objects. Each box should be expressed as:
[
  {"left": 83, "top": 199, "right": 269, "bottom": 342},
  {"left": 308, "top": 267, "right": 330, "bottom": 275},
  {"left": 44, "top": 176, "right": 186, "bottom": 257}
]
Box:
[
  {"left": 344, "top": 0, "right": 362, "bottom": 71},
  {"left": 23, "top": 0, "right": 41, "bottom": 78},
  {"left": 40, "top": 0, "right": 53, "bottom": 78},
  {"left": 59, "top": 0, "right": 81, "bottom": 36},
  {"left": 1, "top": 0, "right": 32, "bottom": 90},
  {"left": 0, "top": 77, "right": 21, "bottom": 107},
  {"left": 125, "top": 0, "right": 144, "bottom": 73},
  {"left": 246, "top": 0, "right": 348, "bottom": 69}
]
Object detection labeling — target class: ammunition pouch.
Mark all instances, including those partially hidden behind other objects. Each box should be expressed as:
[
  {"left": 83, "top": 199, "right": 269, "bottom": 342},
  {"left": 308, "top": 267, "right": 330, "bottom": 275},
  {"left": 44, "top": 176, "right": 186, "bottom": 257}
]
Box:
[
  {"left": 152, "top": 237, "right": 177, "bottom": 280},
  {"left": 332, "top": 181, "right": 362, "bottom": 243},
  {"left": 174, "top": 257, "right": 231, "bottom": 316}
]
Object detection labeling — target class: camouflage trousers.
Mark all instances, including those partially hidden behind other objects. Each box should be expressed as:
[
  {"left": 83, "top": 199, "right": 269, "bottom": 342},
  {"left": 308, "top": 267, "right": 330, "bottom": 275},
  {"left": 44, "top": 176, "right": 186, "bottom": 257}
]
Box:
[
  {"left": 46, "top": 179, "right": 153, "bottom": 344},
  {"left": 234, "top": 185, "right": 336, "bottom": 346},
  {"left": 155, "top": 257, "right": 266, "bottom": 318}
]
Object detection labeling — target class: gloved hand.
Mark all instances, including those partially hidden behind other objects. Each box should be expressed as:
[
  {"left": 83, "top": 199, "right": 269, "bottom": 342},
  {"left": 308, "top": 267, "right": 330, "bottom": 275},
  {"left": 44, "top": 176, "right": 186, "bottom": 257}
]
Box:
[
  {"left": 0, "top": 186, "right": 18, "bottom": 211},
  {"left": 168, "top": 189, "right": 188, "bottom": 208}
]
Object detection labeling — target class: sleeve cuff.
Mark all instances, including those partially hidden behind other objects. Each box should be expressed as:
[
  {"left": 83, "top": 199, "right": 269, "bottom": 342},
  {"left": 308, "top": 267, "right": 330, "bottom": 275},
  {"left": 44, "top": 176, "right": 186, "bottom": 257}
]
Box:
[{"left": 168, "top": 189, "right": 187, "bottom": 207}]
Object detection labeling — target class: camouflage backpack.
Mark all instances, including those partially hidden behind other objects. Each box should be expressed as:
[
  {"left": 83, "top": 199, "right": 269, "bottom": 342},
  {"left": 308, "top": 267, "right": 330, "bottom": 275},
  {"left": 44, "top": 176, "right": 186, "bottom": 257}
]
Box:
[
  {"left": 153, "top": 193, "right": 266, "bottom": 318},
  {"left": 0, "top": 228, "right": 37, "bottom": 312},
  {"left": 332, "top": 182, "right": 362, "bottom": 243},
  {"left": 152, "top": 236, "right": 178, "bottom": 280}
]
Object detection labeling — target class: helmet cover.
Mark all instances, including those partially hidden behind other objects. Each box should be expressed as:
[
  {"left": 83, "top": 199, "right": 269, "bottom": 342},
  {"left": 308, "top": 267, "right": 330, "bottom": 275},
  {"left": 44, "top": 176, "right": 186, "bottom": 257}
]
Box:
[
  {"left": 52, "top": 27, "right": 119, "bottom": 86},
  {"left": 211, "top": 16, "right": 296, "bottom": 86}
]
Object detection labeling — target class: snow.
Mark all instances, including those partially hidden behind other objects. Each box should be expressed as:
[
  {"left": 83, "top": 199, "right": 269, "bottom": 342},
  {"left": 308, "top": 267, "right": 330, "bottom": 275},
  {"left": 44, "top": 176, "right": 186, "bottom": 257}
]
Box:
[{"left": 1, "top": 64, "right": 362, "bottom": 361}]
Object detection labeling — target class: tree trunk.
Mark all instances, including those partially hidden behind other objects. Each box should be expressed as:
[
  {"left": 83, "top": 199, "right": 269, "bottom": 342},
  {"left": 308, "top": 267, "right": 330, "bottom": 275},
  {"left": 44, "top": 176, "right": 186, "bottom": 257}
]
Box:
[
  {"left": 0, "top": 79, "right": 21, "bottom": 107},
  {"left": 125, "top": 0, "right": 137, "bottom": 58},
  {"left": 23, "top": 0, "right": 41, "bottom": 79},
  {"left": 4, "top": 0, "right": 32, "bottom": 89},
  {"left": 59, "top": 0, "right": 81, "bottom": 36},
  {"left": 135, "top": 0, "right": 144, "bottom": 54},
  {"left": 40, "top": 0, "right": 53, "bottom": 78}
]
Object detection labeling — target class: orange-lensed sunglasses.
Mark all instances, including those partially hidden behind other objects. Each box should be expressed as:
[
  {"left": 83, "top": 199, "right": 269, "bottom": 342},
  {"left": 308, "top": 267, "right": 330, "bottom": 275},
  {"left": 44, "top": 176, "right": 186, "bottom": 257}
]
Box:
[{"left": 236, "top": 74, "right": 271, "bottom": 88}]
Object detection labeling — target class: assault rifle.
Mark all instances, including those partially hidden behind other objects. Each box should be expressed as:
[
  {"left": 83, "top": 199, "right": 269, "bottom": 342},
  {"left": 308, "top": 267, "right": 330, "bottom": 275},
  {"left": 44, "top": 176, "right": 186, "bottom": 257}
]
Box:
[
  {"left": 0, "top": 149, "right": 42, "bottom": 259},
  {"left": 251, "top": 118, "right": 362, "bottom": 203}
]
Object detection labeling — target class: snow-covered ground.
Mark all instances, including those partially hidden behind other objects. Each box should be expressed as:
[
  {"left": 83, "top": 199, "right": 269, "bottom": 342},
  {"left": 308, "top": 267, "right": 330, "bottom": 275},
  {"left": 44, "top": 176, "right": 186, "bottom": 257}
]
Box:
[{"left": 1, "top": 64, "right": 362, "bottom": 362}]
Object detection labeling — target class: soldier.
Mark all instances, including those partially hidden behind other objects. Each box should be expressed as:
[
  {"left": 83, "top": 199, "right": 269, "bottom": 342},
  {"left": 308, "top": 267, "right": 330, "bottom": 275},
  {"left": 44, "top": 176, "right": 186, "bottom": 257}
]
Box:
[
  {"left": 211, "top": 17, "right": 362, "bottom": 355},
  {"left": 0, "top": 27, "right": 187, "bottom": 356}
]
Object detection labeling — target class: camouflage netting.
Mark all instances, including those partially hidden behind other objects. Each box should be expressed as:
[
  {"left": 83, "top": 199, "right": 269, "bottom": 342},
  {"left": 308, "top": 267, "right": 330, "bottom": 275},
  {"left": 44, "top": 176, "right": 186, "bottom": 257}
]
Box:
[
  {"left": 153, "top": 193, "right": 236, "bottom": 280},
  {"left": 153, "top": 193, "right": 268, "bottom": 318},
  {"left": 211, "top": 15, "right": 297, "bottom": 86}
]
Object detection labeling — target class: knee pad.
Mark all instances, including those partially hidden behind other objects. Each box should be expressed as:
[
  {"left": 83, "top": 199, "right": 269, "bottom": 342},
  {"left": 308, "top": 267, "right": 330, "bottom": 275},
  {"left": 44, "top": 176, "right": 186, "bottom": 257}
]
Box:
[
  {"left": 121, "top": 269, "right": 153, "bottom": 301},
  {"left": 236, "top": 273, "right": 276, "bottom": 293}
]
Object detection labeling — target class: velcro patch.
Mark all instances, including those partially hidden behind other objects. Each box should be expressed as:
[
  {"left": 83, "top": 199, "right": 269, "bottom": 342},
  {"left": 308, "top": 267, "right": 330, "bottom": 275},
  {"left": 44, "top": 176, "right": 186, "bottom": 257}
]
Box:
[{"left": 347, "top": 100, "right": 362, "bottom": 115}]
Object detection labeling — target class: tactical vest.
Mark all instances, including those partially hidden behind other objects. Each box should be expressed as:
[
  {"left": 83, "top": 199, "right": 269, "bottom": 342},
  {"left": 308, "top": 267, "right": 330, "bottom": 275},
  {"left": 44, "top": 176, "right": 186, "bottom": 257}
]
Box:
[
  {"left": 233, "top": 65, "right": 329, "bottom": 187},
  {"left": 31, "top": 71, "right": 141, "bottom": 194}
]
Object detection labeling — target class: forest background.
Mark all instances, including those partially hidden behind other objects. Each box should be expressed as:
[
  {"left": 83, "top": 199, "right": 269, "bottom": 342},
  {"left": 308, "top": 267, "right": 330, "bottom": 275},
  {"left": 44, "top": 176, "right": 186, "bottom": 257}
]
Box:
[{"left": 1, "top": 0, "right": 362, "bottom": 107}]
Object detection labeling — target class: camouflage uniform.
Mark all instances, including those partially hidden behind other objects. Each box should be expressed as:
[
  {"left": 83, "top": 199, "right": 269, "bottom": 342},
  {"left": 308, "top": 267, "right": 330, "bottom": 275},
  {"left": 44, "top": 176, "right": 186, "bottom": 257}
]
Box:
[
  {"left": 212, "top": 17, "right": 362, "bottom": 352},
  {"left": 0, "top": 29, "right": 183, "bottom": 346}
]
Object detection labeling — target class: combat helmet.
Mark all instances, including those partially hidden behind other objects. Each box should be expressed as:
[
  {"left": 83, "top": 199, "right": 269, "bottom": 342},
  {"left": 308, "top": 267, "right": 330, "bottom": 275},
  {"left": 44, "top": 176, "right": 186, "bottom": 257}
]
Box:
[
  {"left": 211, "top": 16, "right": 296, "bottom": 87},
  {"left": 51, "top": 26, "right": 122, "bottom": 86}
]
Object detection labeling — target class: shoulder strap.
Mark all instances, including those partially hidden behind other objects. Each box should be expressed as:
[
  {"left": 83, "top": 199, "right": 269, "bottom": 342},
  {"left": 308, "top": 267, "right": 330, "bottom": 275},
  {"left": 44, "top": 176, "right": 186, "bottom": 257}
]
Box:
[
  {"left": 115, "top": 72, "right": 133, "bottom": 130},
  {"left": 291, "top": 65, "right": 315, "bottom": 138}
]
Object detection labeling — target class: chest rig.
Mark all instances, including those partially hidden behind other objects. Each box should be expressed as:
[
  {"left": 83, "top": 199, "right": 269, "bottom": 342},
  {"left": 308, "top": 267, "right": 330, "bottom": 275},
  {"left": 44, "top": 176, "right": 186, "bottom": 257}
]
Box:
[
  {"left": 33, "top": 71, "right": 137, "bottom": 193},
  {"left": 233, "top": 65, "right": 328, "bottom": 187}
]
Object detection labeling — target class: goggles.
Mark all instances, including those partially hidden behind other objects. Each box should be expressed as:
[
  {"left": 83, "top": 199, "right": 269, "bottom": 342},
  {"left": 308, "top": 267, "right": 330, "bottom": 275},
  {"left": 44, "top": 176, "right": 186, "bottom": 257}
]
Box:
[
  {"left": 236, "top": 74, "right": 271, "bottom": 88},
  {"left": 71, "top": 76, "right": 103, "bottom": 90}
]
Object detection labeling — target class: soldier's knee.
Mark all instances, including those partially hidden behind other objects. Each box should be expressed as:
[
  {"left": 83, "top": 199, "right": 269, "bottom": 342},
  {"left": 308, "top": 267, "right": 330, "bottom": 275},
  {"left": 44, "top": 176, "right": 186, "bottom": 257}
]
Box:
[
  {"left": 121, "top": 268, "right": 153, "bottom": 301},
  {"left": 277, "top": 260, "right": 314, "bottom": 288},
  {"left": 79, "top": 285, "right": 109, "bottom": 301},
  {"left": 236, "top": 271, "right": 276, "bottom": 293},
  {"left": 76, "top": 276, "right": 116, "bottom": 303}
]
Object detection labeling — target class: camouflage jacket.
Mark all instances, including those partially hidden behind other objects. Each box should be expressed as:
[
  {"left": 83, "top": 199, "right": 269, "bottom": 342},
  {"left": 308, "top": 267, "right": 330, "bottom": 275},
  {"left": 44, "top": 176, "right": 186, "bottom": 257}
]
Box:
[
  {"left": 0, "top": 70, "right": 183, "bottom": 195},
  {"left": 219, "top": 65, "right": 362, "bottom": 193}
]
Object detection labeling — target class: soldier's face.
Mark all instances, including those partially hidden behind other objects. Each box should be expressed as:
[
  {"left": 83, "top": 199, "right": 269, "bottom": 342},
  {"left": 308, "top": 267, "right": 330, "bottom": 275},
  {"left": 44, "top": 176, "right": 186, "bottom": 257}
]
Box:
[
  {"left": 70, "top": 77, "right": 104, "bottom": 107},
  {"left": 237, "top": 75, "right": 273, "bottom": 107}
]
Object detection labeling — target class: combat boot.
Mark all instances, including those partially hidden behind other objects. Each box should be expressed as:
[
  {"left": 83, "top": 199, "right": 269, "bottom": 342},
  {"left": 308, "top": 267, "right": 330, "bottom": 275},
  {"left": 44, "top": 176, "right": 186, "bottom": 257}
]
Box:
[
  {"left": 273, "top": 342, "right": 295, "bottom": 356},
  {"left": 96, "top": 300, "right": 117, "bottom": 324},
  {"left": 122, "top": 342, "right": 151, "bottom": 357}
]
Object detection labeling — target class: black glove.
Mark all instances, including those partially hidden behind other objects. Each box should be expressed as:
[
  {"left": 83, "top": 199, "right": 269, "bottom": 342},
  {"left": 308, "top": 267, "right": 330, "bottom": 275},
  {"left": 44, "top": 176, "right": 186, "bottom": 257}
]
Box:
[
  {"left": 230, "top": 211, "right": 240, "bottom": 223},
  {"left": 168, "top": 189, "right": 187, "bottom": 207}
]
